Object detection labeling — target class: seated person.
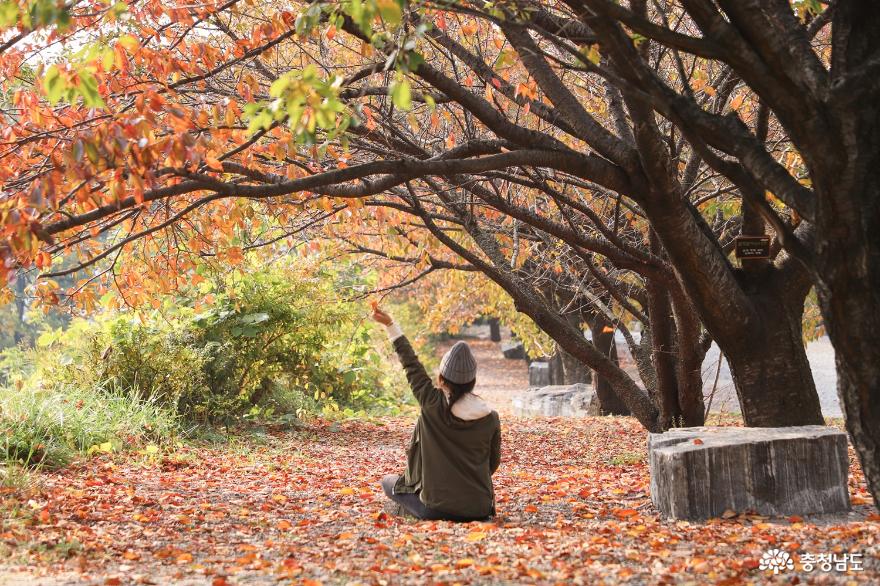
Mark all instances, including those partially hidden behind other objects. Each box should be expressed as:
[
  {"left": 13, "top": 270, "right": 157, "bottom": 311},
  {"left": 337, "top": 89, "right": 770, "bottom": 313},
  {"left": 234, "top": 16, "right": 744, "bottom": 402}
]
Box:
[{"left": 371, "top": 304, "right": 501, "bottom": 522}]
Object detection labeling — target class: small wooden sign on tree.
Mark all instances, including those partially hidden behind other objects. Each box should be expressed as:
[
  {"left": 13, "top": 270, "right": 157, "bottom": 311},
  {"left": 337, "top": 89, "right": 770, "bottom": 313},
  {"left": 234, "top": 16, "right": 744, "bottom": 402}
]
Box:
[{"left": 734, "top": 236, "right": 771, "bottom": 260}]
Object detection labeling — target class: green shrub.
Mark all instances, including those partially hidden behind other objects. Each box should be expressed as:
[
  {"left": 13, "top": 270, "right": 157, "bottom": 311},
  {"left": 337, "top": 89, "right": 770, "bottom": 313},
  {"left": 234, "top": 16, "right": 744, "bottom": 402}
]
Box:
[
  {"left": 14, "top": 264, "right": 403, "bottom": 427},
  {"left": 0, "top": 262, "right": 412, "bottom": 470},
  {"left": 48, "top": 316, "right": 210, "bottom": 416}
]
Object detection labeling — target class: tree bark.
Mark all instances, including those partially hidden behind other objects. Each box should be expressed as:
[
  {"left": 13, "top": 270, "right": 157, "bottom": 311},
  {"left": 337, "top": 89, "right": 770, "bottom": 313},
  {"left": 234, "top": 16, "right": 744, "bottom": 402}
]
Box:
[
  {"left": 548, "top": 351, "right": 565, "bottom": 385},
  {"left": 807, "top": 0, "right": 880, "bottom": 509},
  {"left": 723, "top": 267, "right": 824, "bottom": 426},
  {"left": 590, "top": 317, "right": 630, "bottom": 415},
  {"left": 560, "top": 310, "right": 591, "bottom": 384},
  {"left": 561, "top": 349, "right": 591, "bottom": 384},
  {"left": 641, "top": 196, "right": 823, "bottom": 427},
  {"left": 668, "top": 284, "right": 706, "bottom": 427},
  {"left": 644, "top": 239, "right": 683, "bottom": 428},
  {"left": 488, "top": 317, "right": 501, "bottom": 342}
]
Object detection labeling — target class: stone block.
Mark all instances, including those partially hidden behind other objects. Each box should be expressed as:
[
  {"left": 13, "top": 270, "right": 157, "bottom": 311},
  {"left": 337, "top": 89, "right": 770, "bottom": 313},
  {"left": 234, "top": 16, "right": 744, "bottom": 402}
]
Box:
[
  {"left": 649, "top": 426, "right": 850, "bottom": 520},
  {"left": 501, "top": 340, "right": 526, "bottom": 360},
  {"left": 512, "top": 384, "right": 601, "bottom": 417}
]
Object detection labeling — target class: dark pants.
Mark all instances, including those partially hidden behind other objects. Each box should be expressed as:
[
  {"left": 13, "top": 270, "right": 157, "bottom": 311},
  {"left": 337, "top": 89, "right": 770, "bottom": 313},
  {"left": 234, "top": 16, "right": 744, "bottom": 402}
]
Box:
[{"left": 380, "top": 474, "right": 490, "bottom": 522}]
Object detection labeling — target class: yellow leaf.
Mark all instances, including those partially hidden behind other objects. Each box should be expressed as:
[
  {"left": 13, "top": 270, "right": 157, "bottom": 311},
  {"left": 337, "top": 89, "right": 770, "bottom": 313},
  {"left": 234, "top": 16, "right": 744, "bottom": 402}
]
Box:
[{"left": 465, "top": 531, "right": 487, "bottom": 542}]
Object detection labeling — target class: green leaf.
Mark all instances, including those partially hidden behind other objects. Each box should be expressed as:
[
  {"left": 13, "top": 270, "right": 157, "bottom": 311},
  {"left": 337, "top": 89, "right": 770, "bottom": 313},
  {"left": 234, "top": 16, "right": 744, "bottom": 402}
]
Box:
[
  {"left": 0, "top": 1, "right": 19, "bottom": 27},
  {"left": 42, "top": 65, "right": 65, "bottom": 103},
  {"left": 390, "top": 77, "right": 412, "bottom": 110},
  {"left": 580, "top": 44, "right": 601, "bottom": 66},
  {"left": 377, "top": 0, "right": 402, "bottom": 27},
  {"left": 77, "top": 72, "right": 105, "bottom": 108},
  {"left": 239, "top": 313, "right": 271, "bottom": 325}
]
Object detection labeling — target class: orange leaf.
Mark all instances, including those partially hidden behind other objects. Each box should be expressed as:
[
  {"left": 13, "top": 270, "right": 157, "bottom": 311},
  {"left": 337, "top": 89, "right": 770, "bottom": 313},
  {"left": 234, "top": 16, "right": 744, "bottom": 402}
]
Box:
[
  {"left": 277, "top": 519, "right": 292, "bottom": 530},
  {"left": 176, "top": 552, "right": 193, "bottom": 564},
  {"left": 612, "top": 508, "right": 639, "bottom": 519}
]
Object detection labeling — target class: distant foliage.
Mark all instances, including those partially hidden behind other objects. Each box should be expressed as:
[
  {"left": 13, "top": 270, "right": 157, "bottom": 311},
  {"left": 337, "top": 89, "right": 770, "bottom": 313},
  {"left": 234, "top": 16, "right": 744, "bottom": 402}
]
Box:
[
  {"left": 0, "top": 264, "right": 406, "bottom": 469},
  {"left": 23, "top": 266, "right": 400, "bottom": 424}
]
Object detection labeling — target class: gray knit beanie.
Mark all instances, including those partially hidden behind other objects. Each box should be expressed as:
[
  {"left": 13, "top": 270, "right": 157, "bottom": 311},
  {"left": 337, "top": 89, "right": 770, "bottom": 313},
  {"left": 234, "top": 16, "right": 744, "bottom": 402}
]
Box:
[{"left": 438, "top": 341, "right": 477, "bottom": 384}]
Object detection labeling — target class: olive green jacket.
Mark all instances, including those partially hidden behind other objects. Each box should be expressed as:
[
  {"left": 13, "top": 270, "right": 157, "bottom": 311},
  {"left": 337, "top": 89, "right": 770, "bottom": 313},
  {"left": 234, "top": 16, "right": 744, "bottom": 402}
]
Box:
[{"left": 392, "top": 336, "right": 501, "bottom": 519}]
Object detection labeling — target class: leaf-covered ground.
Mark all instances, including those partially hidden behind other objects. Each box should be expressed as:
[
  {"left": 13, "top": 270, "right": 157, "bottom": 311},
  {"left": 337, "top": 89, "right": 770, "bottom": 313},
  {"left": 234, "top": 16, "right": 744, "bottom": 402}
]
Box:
[
  {"left": 1, "top": 337, "right": 878, "bottom": 585},
  {"left": 2, "top": 415, "right": 878, "bottom": 585}
]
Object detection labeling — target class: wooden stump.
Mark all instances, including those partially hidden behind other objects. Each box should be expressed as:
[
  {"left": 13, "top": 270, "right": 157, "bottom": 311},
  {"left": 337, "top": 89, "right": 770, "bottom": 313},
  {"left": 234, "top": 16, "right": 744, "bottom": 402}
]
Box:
[{"left": 649, "top": 426, "right": 850, "bottom": 520}]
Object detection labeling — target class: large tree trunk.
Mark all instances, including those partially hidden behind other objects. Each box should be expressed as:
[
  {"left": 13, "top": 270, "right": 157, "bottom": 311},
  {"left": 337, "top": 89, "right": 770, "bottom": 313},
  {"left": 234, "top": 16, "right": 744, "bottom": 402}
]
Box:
[
  {"left": 590, "top": 317, "right": 630, "bottom": 415},
  {"left": 809, "top": 0, "right": 880, "bottom": 509},
  {"left": 641, "top": 198, "right": 822, "bottom": 427},
  {"left": 548, "top": 351, "right": 565, "bottom": 385},
  {"left": 724, "top": 269, "right": 824, "bottom": 426},
  {"left": 645, "top": 245, "right": 684, "bottom": 428},
  {"left": 560, "top": 349, "right": 591, "bottom": 384},
  {"left": 668, "top": 285, "right": 706, "bottom": 427},
  {"left": 488, "top": 317, "right": 501, "bottom": 342}
]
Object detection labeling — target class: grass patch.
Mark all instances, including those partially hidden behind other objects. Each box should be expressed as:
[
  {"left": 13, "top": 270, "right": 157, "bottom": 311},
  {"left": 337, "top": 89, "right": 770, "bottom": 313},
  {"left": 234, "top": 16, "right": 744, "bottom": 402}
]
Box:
[
  {"left": 609, "top": 451, "right": 645, "bottom": 466},
  {"left": 0, "top": 380, "right": 179, "bottom": 469}
]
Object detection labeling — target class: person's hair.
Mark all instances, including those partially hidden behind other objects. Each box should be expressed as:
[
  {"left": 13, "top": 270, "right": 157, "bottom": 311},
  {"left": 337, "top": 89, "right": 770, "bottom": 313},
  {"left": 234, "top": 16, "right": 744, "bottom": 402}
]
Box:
[{"left": 438, "top": 374, "right": 476, "bottom": 416}]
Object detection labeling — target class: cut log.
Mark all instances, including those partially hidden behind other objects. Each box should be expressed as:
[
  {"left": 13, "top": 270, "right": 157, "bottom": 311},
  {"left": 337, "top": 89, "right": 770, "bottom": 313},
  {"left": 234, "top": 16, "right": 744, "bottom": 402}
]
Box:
[
  {"left": 512, "top": 384, "right": 601, "bottom": 417},
  {"left": 501, "top": 340, "right": 525, "bottom": 360},
  {"left": 528, "top": 361, "right": 551, "bottom": 387},
  {"left": 649, "top": 426, "right": 850, "bottom": 520}
]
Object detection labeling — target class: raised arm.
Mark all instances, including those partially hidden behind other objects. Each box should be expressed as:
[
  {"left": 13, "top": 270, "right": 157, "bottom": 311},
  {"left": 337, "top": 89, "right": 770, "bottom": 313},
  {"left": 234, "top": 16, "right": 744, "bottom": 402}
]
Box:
[{"left": 371, "top": 304, "right": 439, "bottom": 408}]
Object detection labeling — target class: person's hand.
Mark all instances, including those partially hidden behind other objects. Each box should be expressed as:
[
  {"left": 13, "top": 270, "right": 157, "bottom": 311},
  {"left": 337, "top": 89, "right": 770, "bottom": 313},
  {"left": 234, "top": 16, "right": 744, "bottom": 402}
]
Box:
[{"left": 370, "top": 301, "right": 393, "bottom": 326}]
